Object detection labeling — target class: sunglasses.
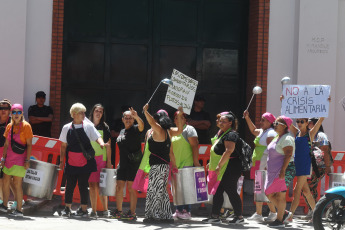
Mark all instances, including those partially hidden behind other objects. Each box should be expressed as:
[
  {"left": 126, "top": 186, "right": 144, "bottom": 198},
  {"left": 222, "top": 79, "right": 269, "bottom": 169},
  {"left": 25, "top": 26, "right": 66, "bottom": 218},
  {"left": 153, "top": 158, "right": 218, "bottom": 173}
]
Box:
[
  {"left": 296, "top": 120, "right": 305, "bottom": 124},
  {"left": 0, "top": 107, "right": 10, "bottom": 111},
  {"left": 273, "top": 121, "right": 286, "bottom": 126},
  {"left": 12, "top": 111, "right": 23, "bottom": 115}
]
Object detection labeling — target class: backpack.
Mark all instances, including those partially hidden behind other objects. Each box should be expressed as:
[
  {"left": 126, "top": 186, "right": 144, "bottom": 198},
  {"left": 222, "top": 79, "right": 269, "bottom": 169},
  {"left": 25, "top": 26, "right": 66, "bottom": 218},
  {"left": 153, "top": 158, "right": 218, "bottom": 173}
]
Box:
[{"left": 238, "top": 138, "right": 253, "bottom": 172}]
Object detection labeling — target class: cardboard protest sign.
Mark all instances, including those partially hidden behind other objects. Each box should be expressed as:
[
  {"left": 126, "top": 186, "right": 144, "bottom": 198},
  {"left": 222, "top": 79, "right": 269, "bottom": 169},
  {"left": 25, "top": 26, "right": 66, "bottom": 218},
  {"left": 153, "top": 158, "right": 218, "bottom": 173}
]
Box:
[
  {"left": 164, "top": 69, "right": 198, "bottom": 115},
  {"left": 281, "top": 85, "right": 331, "bottom": 118}
]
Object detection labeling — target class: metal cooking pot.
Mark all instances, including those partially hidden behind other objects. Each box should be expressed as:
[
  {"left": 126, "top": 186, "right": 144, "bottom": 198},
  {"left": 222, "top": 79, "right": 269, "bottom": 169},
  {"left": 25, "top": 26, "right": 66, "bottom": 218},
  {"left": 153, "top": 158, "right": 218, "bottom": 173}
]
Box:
[
  {"left": 23, "top": 160, "right": 59, "bottom": 200},
  {"left": 328, "top": 173, "right": 345, "bottom": 189},
  {"left": 171, "top": 167, "right": 208, "bottom": 205},
  {"left": 99, "top": 168, "right": 117, "bottom": 196}
]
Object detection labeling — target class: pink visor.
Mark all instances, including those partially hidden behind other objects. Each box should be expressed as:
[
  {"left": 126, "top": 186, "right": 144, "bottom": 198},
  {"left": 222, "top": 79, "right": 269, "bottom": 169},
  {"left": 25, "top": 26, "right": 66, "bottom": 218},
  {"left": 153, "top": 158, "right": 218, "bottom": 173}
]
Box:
[
  {"left": 11, "top": 104, "right": 23, "bottom": 111},
  {"left": 280, "top": 115, "right": 292, "bottom": 130},
  {"left": 157, "top": 109, "right": 168, "bottom": 116},
  {"left": 262, "top": 112, "right": 276, "bottom": 124}
]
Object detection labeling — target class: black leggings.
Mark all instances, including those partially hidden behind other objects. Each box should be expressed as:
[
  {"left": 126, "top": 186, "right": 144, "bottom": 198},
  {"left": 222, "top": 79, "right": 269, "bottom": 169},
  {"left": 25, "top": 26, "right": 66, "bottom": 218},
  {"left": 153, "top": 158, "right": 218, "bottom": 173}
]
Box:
[
  {"left": 65, "top": 173, "right": 91, "bottom": 205},
  {"left": 212, "top": 158, "right": 242, "bottom": 217}
]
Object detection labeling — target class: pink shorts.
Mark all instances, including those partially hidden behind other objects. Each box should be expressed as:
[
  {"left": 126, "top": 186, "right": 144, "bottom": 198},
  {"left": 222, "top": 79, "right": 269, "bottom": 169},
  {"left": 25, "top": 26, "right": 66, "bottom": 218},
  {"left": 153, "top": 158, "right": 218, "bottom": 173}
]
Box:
[{"left": 88, "top": 155, "right": 106, "bottom": 183}]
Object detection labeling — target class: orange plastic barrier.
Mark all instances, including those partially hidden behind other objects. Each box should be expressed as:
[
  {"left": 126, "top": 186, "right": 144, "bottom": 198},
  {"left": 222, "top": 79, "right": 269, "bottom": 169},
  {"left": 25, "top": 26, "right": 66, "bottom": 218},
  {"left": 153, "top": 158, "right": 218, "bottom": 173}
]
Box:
[{"left": 285, "top": 151, "right": 345, "bottom": 214}]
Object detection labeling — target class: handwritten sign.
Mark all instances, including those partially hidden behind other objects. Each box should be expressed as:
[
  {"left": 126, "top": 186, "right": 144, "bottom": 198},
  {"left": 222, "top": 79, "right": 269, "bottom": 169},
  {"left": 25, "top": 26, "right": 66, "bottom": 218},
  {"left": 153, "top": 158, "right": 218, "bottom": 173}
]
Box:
[
  {"left": 99, "top": 172, "right": 107, "bottom": 188},
  {"left": 281, "top": 85, "right": 331, "bottom": 118},
  {"left": 194, "top": 170, "right": 208, "bottom": 202},
  {"left": 254, "top": 171, "right": 262, "bottom": 194},
  {"left": 164, "top": 69, "right": 198, "bottom": 115},
  {"left": 24, "top": 168, "right": 43, "bottom": 186}
]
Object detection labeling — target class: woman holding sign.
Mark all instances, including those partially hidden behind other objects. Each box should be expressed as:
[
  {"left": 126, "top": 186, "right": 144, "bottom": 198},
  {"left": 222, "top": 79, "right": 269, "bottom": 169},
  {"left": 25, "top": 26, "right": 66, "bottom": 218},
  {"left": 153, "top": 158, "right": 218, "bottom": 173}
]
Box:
[
  {"left": 243, "top": 110, "right": 277, "bottom": 222},
  {"left": 59, "top": 103, "right": 105, "bottom": 218},
  {"left": 202, "top": 112, "right": 244, "bottom": 224},
  {"left": 171, "top": 110, "right": 199, "bottom": 220},
  {"left": 88, "top": 104, "right": 112, "bottom": 218},
  {"left": 113, "top": 107, "right": 144, "bottom": 221},
  {"left": 142, "top": 104, "right": 183, "bottom": 223},
  {"left": 0, "top": 104, "right": 33, "bottom": 217},
  {"left": 285, "top": 117, "right": 325, "bottom": 223}
]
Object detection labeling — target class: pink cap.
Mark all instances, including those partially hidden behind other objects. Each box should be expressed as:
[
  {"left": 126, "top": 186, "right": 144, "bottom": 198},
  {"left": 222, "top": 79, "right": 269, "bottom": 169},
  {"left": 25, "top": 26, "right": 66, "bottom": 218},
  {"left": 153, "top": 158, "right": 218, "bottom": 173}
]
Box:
[
  {"left": 262, "top": 112, "right": 276, "bottom": 124},
  {"left": 11, "top": 103, "right": 23, "bottom": 111},
  {"left": 280, "top": 115, "right": 292, "bottom": 130},
  {"left": 220, "top": 111, "right": 229, "bottom": 116},
  {"left": 157, "top": 109, "right": 168, "bottom": 116}
]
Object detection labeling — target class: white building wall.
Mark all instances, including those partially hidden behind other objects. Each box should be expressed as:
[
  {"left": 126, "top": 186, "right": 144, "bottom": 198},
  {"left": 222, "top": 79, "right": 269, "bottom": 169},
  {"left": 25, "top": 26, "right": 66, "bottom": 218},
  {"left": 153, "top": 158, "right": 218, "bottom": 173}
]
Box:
[
  {"left": 268, "top": 0, "right": 345, "bottom": 150},
  {"left": 0, "top": 0, "right": 52, "bottom": 120}
]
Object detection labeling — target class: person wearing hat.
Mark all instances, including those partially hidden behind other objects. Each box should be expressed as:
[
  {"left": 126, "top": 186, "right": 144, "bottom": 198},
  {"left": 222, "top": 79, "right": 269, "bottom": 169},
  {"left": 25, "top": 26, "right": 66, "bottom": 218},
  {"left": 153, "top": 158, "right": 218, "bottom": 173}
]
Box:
[
  {"left": 28, "top": 91, "right": 54, "bottom": 137},
  {"left": 264, "top": 116, "right": 296, "bottom": 228},
  {"left": 243, "top": 110, "right": 277, "bottom": 222},
  {"left": 0, "top": 104, "right": 33, "bottom": 217},
  {"left": 188, "top": 95, "right": 211, "bottom": 144}
]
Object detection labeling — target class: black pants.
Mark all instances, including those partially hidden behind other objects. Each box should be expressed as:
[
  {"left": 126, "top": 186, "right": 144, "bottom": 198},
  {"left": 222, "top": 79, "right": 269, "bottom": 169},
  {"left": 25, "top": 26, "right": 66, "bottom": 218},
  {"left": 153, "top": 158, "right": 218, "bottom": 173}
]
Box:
[
  {"left": 65, "top": 173, "right": 91, "bottom": 205},
  {"left": 212, "top": 158, "right": 242, "bottom": 217}
]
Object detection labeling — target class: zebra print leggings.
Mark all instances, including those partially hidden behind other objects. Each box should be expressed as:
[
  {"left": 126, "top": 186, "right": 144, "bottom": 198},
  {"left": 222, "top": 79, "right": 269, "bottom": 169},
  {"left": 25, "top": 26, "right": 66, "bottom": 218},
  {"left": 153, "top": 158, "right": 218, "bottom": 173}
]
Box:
[{"left": 145, "top": 164, "right": 172, "bottom": 220}]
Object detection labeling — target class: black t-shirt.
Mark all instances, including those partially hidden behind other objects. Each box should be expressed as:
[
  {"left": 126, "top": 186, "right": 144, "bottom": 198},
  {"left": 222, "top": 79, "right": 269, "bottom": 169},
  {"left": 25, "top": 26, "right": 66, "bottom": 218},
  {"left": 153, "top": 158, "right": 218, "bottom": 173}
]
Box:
[
  {"left": 189, "top": 110, "right": 211, "bottom": 144},
  {"left": 214, "top": 131, "right": 241, "bottom": 158},
  {"left": 95, "top": 123, "right": 111, "bottom": 143},
  {"left": 116, "top": 124, "right": 142, "bottom": 157},
  {"left": 28, "top": 105, "right": 53, "bottom": 137},
  {"left": 0, "top": 117, "right": 11, "bottom": 147}
]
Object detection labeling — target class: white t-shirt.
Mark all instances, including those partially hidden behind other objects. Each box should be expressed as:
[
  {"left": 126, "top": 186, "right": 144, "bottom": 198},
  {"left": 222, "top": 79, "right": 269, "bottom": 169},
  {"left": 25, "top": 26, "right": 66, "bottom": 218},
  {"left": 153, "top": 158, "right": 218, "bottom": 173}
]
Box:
[
  {"left": 258, "top": 128, "right": 277, "bottom": 146},
  {"left": 59, "top": 122, "right": 101, "bottom": 143},
  {"left": 275, "top": 133, "right": 295, "bottom": 162},
  {"left": 182, "top": 125, "right": 198, "bottom": 144}
]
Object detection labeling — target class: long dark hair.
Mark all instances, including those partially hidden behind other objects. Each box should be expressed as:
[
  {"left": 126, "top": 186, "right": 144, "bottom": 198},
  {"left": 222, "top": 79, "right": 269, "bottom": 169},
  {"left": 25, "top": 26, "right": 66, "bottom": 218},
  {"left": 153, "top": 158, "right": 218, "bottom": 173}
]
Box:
[
  {"left": 223, "top": 111, "right": 238, "bottom": 131},
  {"left": 153, "top": 111, "right": 173, "bottom": 130},
  {"left": 89, "top": 104, "right": 106, "bottom": 127},
  {"left": 309, "top": 117, "right": 324, "bottom": 132}
]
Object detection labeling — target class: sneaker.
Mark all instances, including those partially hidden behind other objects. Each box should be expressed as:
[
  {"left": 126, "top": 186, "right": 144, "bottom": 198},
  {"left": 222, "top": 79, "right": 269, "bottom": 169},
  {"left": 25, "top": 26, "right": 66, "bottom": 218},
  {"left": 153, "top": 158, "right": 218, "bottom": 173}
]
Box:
[
  {"left": 61, "top": 207, "right": 71, "bottom": 217},
  {"left": 102, "top": 210, "right": 111, "bottom": 218},
  {"left": 219, "top": 209, "right": 232, "bottom": 220},
  {"left": 268, "top": 219, "right": 285, "bottom": 228},
  {"left": 9, "top": 209, "right": 23, "bottom": 217},
  {"left": 172, "top": 210, "right": 180, "bottom": 220},
  {"left": 121, "top": 210, "right": 137, "bottom": 221},
  {"left": 264, "top": 212, "right": 277, "bottom": 222},
  {"left": 248, "top": 212, "right": 264, "bottom": 222},
  {"left": 228, "top": 216, "right": 245, "bottom": 225},
  {"left": 177, "top": 209, "right": 191, "bottom": 220},
  {"left": 202, "top": 217, "right": 222, "bottom": 224},
  {"left": 111, "top": 209, "right": 122, "bottom": 219},
  {"left": 300, "top": 210, "right": 313, "bottom": 220},
  {"left": 10, "top": 200, "right": 25, "bottom": 210},
  {"left": 74, "top": 208, "right": 88, "bottom": 218},
  {"left": 283, "top": 211, "right": 293, "bottom": 224},
  {"left": 143, "top": 218, "right": 156, "bottom": 223},
  {"left": 90, "top": 211, "right": 98, "bottom": 219},
  {"left": 0, "top": 204, "right": 8, "bottom": 213}
]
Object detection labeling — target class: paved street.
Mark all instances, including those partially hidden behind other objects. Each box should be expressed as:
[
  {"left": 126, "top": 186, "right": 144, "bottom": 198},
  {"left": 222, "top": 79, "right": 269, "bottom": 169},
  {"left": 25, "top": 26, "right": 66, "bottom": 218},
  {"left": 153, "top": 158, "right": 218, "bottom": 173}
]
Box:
[{"left": 0, "top": 197, "right": 315, "bottom": 230}]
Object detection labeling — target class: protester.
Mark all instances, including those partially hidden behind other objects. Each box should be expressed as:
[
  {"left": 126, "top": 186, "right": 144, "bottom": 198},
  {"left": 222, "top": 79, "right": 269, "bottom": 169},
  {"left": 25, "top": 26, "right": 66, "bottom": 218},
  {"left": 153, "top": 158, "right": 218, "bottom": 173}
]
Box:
[
  {"left": 88, "top": 104, "right": 112, "bottom": 218},
  {"left": 264, "top": 116, "right": 295, "bottom": 227},
  {"left": 59, "top": 103, "right": 105, "bottom": 217},
  {"left": 202, "top": 112, "right": 244, "bottom": 224},
  {"left": 188, "top": 95, "right": 211, "bottom": 144},
  {"left": 286, "top": 117, "right": 325, "bottom": 223},
  {"left": 0, "top": 104, "right": 33, "bottom": 217},
  {"left": 113, "top": 107, "right": 144, "bottom": 221},
  {"left": 0, "top": 99, "right": 12, "bottom": 205},
  {"left": 243, "top": 110, "right": 277, "bottom": 222},
  {"left": 171, "top": 110, "right": 200, "bottom": 220},
  {"left": 142, "top": 104, "right": 183, "bottom": 223},
  {"left": 28, "top": 91, "right": 54, "bottom": 137},
  {"left": 300, "top": 118, "right": 332, "bottom": 220}
]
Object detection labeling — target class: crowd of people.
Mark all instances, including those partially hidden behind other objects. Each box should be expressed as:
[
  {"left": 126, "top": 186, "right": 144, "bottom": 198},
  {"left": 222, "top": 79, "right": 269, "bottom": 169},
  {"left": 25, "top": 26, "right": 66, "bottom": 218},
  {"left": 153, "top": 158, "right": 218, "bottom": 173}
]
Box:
[{"left": 0, "top": 91, "right": 333, "bottom": 229}]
